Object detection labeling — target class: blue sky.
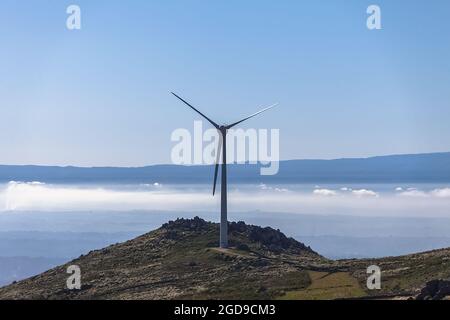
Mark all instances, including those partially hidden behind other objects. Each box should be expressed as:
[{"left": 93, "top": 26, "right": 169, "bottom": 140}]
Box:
[{"left": 1, "top": 0, "right": 449, "bottom": 166}]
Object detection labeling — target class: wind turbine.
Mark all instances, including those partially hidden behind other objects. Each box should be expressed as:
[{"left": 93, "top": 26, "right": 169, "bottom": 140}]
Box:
[{"left": 171, "top": 92, "right": 277, "bottom": 248}]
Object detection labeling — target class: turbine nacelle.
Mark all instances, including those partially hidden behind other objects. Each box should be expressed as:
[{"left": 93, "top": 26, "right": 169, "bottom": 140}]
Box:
[{"left": 218, "top": 125, "right": 227, "bottom": 134}]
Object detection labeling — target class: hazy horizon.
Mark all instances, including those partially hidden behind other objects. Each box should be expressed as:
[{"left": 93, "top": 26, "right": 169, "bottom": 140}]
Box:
[{"left": 0, "top": 150, "right": 449, "bottom": 168}]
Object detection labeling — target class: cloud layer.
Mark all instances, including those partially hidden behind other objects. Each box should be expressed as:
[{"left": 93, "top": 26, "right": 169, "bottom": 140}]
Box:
[{"left": 1, "top": 182, "right": 450, "bottom": 217}]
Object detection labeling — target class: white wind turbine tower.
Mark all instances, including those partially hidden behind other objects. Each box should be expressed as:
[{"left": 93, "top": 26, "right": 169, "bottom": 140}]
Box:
[{"left": 172, "top": 92, "right": 277, "bottom": 248}]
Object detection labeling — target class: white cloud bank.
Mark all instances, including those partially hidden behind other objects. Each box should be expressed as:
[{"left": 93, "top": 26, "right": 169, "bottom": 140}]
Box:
[
  {"left": 398, "top": 187, "right": 450, "bottom": 199},
  {"left": 313, "top": 189, "right": 338, "bottom": 197},
  {"left": 431, "top": 188, "right": 450, "bottom": 198},
  {"left": 1, "top": 182, "right": 450, "bottom": 217},
  {"left": 313, "top": 188, "right": 379, "bottom": 197},
  {"left": 351, "top": 189, "right": 379, "bottom": 197},
  {"left": 1, "top": 181, "right": 210, "bottom": 212}
]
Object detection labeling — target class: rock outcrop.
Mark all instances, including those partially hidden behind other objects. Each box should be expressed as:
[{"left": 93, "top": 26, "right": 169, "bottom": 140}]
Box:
[{"left": 416, "top": 280, "right": 450, "bottom": 300}]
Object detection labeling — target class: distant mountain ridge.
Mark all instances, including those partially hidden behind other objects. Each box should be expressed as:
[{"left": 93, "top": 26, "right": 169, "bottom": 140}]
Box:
[{"left": 1, "top": 152, "right": 450, "bottom": 183}]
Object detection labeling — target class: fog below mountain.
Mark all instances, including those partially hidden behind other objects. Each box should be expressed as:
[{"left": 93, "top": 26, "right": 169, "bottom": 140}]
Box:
[{"left": 1, "top": 182, "right": 450, "bottom": 217}]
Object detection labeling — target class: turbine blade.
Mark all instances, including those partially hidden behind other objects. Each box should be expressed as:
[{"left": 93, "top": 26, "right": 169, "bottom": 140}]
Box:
[
  {"left": 213, "top": 163, "right": 219, "bottom": 196},
  {"left": 226, "top": 103, "right": 278, "bottom": 129},
  {"left": 171, "top": 92, "right": 219, "bottom": 128},
  {"left": 212, "top": 133, "right": 222, "bottom": 196}
]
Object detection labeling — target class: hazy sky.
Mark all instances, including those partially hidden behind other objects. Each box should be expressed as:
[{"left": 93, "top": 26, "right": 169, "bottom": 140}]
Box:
[{"left": 1, "top": 0, "right": 449, "bottom": 166}]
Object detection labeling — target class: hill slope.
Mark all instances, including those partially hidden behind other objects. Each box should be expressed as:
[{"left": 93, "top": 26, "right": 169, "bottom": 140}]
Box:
[
  {"left": 342, "top": 248, "right": 450, "bottom": 299},
  {"left": 0, "top": 218, "right": 449, "bottom": 300},
  {"left": 0, "top": 218, "right": 323, "bottom": 300}
]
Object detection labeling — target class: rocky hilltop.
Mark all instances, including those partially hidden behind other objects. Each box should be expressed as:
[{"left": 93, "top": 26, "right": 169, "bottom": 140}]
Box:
[
  {"left": 0, "top": 218, "right": 323, "bottom": 300},
  {"left": 0, "top": 217, "right": 449, "bottom": 300}
]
